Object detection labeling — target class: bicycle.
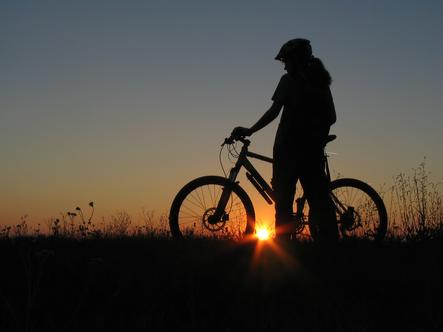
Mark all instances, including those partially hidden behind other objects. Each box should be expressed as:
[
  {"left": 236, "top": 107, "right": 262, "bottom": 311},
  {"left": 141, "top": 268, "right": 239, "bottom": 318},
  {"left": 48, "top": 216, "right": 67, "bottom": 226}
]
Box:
[{"left": 169, "top": 135, "right": 388, "bottom": 240}]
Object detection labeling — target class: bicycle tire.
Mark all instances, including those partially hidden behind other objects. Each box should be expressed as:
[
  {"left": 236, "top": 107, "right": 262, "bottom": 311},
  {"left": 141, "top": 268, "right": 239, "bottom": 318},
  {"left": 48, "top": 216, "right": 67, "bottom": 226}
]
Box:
[
  {"left": 332, "top": 178, "right": 388, "bottom": 240},
  {"left": 169, "top": 176, "right": 256, "bottom": 239},
  {"left": 308, "top": 178, "right": 388, "bottom": 241}
]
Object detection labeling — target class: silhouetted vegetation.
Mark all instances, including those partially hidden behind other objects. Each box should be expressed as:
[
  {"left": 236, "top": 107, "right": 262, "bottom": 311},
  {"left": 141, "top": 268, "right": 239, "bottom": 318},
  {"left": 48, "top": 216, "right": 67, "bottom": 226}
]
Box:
[
  {"left": 388, "top": 160, "right": 443, "bottom": 240},
  {"left": 1, "top": 235, "right": 443, "bottom": 331}
]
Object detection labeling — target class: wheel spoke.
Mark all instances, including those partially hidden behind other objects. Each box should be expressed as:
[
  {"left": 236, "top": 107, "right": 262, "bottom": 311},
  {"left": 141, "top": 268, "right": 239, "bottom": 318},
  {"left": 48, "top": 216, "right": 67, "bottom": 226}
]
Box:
[
  {"left": 188, "top": 191, "right": 206, "bottom": 210},
  {"left": 199, "top": 186, "right": 207, "bottom": 210},
  {"left": 184, "top": 194, "right": 207, "bottom": 211}
]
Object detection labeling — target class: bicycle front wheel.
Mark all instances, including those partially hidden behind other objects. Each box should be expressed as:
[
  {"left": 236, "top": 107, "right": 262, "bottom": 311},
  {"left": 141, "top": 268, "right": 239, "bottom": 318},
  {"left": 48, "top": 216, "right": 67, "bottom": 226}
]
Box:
[
  {"left": 169, "top": 176, "right": 255, "bottom": 239},
  {"left": 330, "top": 178, "right": 388, "bottom": 241}
]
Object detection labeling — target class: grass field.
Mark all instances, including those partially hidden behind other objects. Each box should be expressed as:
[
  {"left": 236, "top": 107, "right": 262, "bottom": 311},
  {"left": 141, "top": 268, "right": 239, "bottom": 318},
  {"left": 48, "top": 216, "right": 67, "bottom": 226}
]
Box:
[{"left": 1, "top": 235, "right": 443, "bottom": 332}]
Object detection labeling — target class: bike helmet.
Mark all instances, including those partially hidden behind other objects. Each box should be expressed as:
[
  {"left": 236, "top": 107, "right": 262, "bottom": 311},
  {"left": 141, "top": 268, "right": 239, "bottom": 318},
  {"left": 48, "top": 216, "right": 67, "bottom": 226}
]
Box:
[{"left": 275, "top": 38, "right": 313, "bottom": 63}]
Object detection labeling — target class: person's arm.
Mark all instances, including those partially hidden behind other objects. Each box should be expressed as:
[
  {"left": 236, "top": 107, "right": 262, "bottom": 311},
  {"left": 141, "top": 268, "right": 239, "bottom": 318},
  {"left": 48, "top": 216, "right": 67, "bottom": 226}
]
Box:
[
  {"left": 231, "top": 101, "right": 283, "bottom": 138},
  {"left": 249, "top": 101, "right": 283, "bottom": 134}
]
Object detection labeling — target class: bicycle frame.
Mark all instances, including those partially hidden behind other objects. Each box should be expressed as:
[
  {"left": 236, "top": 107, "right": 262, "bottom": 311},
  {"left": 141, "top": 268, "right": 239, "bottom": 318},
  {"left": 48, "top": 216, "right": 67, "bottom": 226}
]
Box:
[
  {"left": 213, "top": 138, "right": 334, "bottom": 224},
  {"left": 234, "top": 141, "right": 275, "bottom": 204}
]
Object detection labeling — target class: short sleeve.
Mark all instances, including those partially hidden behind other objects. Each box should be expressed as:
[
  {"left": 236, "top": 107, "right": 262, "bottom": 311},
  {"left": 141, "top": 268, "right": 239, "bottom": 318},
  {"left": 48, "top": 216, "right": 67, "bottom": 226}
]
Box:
[{"left": 271, "top": 74, "right": 291, "bottom": 104}]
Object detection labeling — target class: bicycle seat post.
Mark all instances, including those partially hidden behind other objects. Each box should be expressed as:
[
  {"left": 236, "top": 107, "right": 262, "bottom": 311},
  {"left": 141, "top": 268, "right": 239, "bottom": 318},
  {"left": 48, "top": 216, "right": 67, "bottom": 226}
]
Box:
[{"left": 324, "top": 151, "right": 331, "bottom": 182}]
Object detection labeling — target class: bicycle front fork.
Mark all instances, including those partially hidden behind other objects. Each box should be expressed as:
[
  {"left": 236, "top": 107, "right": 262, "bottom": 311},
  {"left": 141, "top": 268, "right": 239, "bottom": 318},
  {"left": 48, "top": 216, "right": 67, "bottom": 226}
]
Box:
[{"left": 209, "top": 178, "right": 237, "bottom": 225}]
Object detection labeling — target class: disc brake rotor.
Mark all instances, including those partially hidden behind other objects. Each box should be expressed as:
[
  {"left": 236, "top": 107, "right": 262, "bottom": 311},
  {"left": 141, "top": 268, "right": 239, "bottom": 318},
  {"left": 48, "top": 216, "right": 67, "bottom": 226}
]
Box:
[
  {"left": 340, "top": 206, "right": 362, "bottom": 232},
  {"left": 202, "top": 208, "right": 227, "bottom": 231}
]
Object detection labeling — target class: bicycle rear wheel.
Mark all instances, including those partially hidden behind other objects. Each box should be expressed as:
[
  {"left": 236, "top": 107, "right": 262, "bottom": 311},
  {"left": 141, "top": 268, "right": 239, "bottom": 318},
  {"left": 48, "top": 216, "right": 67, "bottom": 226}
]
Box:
[
  {"left": 329, "top": 178, "right": 388, "bottom": 241},
  {"left": 169, "top": 176, "right": 255, "bottom": 239}
]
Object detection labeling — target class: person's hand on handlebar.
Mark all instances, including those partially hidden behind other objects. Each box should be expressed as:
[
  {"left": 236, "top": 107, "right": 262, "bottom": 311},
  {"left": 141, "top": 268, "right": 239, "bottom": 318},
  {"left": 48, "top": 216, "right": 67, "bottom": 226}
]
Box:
[{"left": 231, "top": 126, "right": 252, "bottom": 139}]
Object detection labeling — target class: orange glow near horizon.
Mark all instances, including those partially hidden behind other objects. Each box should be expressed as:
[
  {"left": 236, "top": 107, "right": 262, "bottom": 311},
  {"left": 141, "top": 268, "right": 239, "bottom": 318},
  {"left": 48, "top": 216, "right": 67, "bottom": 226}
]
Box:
[{"left": 256, "top": 227, "right": 271, "bottom": 241}]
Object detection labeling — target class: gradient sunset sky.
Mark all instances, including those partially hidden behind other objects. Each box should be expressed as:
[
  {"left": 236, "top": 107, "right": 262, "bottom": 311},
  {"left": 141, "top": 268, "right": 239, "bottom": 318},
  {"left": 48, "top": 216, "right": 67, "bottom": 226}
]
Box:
[{"left": 2, "top": 1, "right": 442, "bottom": 227}]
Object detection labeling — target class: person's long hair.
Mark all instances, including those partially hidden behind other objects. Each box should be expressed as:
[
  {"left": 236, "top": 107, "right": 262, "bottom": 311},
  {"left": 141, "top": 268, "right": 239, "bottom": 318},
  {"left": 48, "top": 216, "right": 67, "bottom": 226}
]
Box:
[{"left": 303, "top": 57, "right": 332, "bottom": 87}]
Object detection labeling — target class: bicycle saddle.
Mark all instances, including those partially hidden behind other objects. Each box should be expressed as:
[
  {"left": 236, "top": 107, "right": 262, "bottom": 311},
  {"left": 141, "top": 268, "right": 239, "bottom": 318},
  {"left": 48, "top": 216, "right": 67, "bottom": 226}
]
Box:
[{"left": 325, "top": 134, "right": 337, "bottom": 144}]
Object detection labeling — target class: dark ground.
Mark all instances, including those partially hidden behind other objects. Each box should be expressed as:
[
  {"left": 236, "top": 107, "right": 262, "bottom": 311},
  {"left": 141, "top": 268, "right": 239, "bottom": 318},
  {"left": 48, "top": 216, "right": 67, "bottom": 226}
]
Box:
[{"left": 1, "top": 236, "right": 443, "bottom": 332}]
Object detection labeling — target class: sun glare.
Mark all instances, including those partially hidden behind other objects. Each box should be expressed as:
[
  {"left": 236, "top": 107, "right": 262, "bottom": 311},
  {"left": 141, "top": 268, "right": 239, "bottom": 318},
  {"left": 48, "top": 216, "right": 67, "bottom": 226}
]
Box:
[{"left": 256, "top": 227, "right": 270, "bottom": 241}]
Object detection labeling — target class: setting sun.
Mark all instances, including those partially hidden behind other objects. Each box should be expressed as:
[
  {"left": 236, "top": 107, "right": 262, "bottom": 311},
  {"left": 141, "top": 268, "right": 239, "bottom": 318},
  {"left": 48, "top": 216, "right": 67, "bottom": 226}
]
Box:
[{"left": 256, "top": 228, "right": 270, "bottom": 241}]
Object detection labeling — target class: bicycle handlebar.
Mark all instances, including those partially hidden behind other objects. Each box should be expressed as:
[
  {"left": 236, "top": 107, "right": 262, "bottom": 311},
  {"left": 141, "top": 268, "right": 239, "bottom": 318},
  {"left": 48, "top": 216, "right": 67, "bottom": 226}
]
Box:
[{"left": 221, "top": 136, "right": 250, "bottom": 147}]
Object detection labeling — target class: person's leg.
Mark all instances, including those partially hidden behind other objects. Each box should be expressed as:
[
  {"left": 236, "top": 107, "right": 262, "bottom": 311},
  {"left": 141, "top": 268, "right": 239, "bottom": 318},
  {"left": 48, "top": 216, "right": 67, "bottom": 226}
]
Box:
[
  {"left": 299, "top": 148, "right": 339, "bottom": 242},
  {"left": 272, "top": 148, "right": 298, "bottom": 239}
]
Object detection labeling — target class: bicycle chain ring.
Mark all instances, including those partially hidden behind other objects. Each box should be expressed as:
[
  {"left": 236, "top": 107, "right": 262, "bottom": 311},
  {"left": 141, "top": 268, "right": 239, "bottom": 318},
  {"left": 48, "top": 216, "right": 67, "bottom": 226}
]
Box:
[
  {"left": 290, "top": 213, "right": 306, "bottom": 234},
  {"left": 202, "top": 208, "right": 227, "bottom": 231}
]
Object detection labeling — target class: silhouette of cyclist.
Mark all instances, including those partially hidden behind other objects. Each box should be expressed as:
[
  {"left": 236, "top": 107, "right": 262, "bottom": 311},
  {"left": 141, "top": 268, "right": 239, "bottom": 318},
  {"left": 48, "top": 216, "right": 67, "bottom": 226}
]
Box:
[{"left": 231, "top": 38, "right": 339, "bottom": 241}]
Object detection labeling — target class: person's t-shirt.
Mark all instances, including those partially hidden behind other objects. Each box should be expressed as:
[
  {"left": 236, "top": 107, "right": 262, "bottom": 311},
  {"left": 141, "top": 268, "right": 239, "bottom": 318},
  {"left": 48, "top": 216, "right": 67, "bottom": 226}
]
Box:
[{"left": 272, "top": 73, "right": 336, "bottom": 150}]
